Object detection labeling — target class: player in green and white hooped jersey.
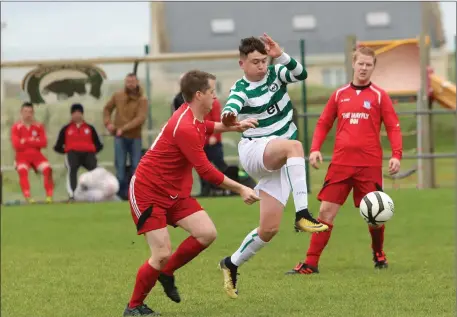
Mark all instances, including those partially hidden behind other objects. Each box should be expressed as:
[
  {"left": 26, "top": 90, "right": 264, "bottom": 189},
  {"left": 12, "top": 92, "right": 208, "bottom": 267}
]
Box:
[{"left": 218, "top": 34, "right": 329, "bottom": 299}]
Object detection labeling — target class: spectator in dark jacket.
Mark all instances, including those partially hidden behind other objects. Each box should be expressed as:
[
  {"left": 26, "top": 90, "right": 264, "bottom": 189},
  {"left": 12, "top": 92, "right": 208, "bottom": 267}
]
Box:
[
  {"left": 54, "top": 103, "right": 103, "bottom": 200},
  {"left": 171, "top": 91, "right": 185, "bottom": 113},
  {"left": 171, "top": 74, "right": 186, "bottom": 114}
]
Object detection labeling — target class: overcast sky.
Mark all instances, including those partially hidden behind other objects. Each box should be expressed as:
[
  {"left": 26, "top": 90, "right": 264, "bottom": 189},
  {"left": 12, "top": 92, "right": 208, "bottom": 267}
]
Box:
[{"left": 1, "top": 1, "right": 456, "bottom": 61}]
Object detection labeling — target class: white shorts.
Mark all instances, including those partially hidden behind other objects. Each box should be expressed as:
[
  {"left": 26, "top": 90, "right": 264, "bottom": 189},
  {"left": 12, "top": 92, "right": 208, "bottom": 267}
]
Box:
[{"left": 238, "top": 136, "right": 291, "bottom": 206}]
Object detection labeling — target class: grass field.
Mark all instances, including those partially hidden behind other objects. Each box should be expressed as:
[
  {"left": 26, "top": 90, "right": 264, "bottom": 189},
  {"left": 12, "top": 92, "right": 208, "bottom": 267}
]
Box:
[{"left": 1, "top": 188, "right": 455, "bottom": 317}]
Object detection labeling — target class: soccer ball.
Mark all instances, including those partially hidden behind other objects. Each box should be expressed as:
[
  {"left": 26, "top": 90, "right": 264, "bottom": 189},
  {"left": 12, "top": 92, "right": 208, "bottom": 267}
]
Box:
[{"left": 359, "top": 191, "right": 394, "bottom": 225}]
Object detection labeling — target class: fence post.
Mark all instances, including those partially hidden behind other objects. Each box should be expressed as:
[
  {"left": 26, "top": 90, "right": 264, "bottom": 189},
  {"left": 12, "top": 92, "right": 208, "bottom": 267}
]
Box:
[
  {"left": 454, "top": 34, "right": 457, "bottom": 223},
  {"left": 418, "top": 3, "right": 435, "bottom": 188},
  {"left": 299, "top": 39, "right": 311, "bottom": 193},
  {"left": 344, "top": 35, "right": 357, "bottom": 82},
  {"left": 144, "top": 44, "right": 153, "bottom": 146}
]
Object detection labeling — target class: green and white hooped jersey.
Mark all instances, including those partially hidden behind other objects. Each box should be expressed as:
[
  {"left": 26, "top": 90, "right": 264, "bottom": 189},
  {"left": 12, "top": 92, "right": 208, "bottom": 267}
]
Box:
[{"left": 222, "top": 53, "right": 307, "bottom": 140}]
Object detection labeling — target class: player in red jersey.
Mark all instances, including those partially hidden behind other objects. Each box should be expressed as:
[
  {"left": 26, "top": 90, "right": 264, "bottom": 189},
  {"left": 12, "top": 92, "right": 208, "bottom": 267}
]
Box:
[
  {"left": 10, "top": 102, "right": 54, "bottom": 203},
  {"left": 287, "top": 47, "right": 402, "bottom": 275},
  {"left": 124, "top": 70, "right": 260, "bottom": 316}
]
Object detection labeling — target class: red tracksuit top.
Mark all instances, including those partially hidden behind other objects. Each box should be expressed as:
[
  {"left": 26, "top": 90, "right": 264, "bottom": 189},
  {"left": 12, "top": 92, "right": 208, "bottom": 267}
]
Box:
[
  {"left": 10, "top": 121, "right": 47, "bottom": 159},
  {"left": 135, "top": 104, "right": 225, "bottom": 199},
  {"left": 54, "top": 121, "right": 103, "bottom": 154},
  {"left": 311, "top": 82, "right": 403, "bottom": 167},
  {"left": 204, "top": 99, "right": 222, "bottom": 145}
]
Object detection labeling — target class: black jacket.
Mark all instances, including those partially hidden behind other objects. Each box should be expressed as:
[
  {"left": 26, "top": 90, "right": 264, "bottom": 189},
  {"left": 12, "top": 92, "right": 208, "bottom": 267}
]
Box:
[{"left": 172, "top": 93, "right": 185, "bottom": 113}]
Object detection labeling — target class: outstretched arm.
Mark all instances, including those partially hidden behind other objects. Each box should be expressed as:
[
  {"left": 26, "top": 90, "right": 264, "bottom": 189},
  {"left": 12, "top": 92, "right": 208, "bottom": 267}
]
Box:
[
  {"left": 175, "top": 125, "right": 259, "bottom": 204},
  {"left": 212, "top": 118, "right": 258, "bottom": 134},
  {"left": 261, "top": 33, "right": 307, "bottom": 84}
]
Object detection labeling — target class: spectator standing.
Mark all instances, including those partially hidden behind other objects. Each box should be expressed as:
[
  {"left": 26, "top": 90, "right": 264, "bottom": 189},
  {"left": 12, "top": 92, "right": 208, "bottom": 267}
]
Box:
[
  {"left": 54, "top": 103, "right": 103, "bottom": 201},
  {"left": 103, "top": 73, "right": 148, "bottom": 200}
]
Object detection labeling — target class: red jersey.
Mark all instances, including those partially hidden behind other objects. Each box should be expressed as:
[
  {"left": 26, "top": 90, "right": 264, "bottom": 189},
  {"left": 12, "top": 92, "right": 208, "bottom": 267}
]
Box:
[
  {"left": 54, "top": 121, "right": 103, "bottom": 154},
  {"left": 311, "top": 83, "right": 402, "bottom": 167},
  {"left": 135, "top": 104, "right": 225, "bottom": 199},
  {"left": 204, "top": 98, "right": 222, "bottom": 145},
  {"left": 11, "top": 121, "right": 47, "bottom": 158}
]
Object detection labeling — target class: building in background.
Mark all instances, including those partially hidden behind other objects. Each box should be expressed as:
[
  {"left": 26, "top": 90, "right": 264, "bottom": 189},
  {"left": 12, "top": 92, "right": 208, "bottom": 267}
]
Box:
[{"left": 149, "top": 2, "right": 448, "bottom": 92}]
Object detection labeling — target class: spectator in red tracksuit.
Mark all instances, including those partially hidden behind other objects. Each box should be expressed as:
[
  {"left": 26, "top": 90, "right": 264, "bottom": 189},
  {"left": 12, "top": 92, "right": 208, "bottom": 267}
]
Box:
[
  {"left": 200, "top": 98, "right": 229, "bottom": 196},
  {"left": 10, "top": 102, "right": 54, "bottom": 203},
  {"left": 54, "top": 103, "right": 103, "bottom": 200}
]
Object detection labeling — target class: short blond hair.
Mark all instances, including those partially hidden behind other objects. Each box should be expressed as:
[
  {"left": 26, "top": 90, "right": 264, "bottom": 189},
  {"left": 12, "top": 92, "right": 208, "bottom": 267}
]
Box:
[{"left": 353, "top": 46, "right": 377, "bottom": 65}]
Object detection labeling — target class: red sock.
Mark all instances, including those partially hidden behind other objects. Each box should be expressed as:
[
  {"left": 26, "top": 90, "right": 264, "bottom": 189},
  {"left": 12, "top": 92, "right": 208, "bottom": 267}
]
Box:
[
  {"left": 369, "top": 224, "right": 385, "bottom": 253},
  {"left": 161, "top": 236, "right": 207, "bottom": 276},
  {"left": 305, "top": 219, "right": 334, "bottom": 267},
  {"left": 17, "top": 169, "right": 31, "bottom": 198},
  {"left": 128, "top": 260, "right": 160, "bottom": 308},
  {"left": 41, "top": 167, "right": 54, "bottom": 197}
]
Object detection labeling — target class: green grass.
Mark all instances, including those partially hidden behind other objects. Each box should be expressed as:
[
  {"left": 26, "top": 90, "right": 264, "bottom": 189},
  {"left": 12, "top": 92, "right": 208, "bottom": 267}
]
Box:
[{"left": 1, "top": 188, "right": 455, "bottom": 317}]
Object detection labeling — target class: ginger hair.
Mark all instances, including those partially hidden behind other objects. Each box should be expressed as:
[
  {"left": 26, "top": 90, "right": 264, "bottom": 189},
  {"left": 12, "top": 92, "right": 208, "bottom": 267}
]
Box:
[{"left": 353, "top": 46, "right": 377, "bottom": 65}]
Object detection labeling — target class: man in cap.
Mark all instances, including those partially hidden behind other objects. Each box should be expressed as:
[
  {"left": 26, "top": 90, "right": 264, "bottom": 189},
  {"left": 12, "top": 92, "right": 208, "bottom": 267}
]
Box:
[{"left": 54, "top": 103, "right": 104, "bottom": 201}]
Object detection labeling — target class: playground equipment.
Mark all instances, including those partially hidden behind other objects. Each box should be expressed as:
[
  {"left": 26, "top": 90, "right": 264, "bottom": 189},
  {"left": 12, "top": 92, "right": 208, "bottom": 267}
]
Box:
[
  {"left": 357, "top": 38, "right": 456, "bottom": 110},
  {"left": 357, "top": 38, "right": 455, "bottom": 189},
  {"left": 428, "top": 71, "right": 456, "bottom": 110}
]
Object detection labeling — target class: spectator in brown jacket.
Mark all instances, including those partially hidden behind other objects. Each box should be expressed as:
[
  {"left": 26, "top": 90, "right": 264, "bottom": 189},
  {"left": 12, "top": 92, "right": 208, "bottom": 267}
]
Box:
[{"left": 103, "top": 73, "right": 148, "bottom": 200}]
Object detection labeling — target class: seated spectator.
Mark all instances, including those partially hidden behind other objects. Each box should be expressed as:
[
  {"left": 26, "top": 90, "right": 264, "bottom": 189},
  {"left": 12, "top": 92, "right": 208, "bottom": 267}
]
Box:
[
  {"left": 11, "top": 102, "right": 54, "bottom": 203},
  {"left": 73, "top": 167, "right": 119, "bottom": 202},
  {"left": 54, "top": 103, "right": 103, "bottom": 201}
]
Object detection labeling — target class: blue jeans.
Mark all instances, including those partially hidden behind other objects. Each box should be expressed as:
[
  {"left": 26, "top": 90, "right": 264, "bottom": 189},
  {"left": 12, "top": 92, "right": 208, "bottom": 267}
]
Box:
[{"left": 114, "top": 137, "right": 142, "bottom": 199}]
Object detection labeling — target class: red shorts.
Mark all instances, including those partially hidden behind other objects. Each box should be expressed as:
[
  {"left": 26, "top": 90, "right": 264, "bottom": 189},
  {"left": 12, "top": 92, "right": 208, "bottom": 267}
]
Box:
[
  {"left": 129, "top": 175, "right": 203, "bottom": 235},
  {"left": 15, "top": 152, "right": 50, "bottom": 172},
  {"left": 317, "top": 164, "right": 383, "bottom": 207}
]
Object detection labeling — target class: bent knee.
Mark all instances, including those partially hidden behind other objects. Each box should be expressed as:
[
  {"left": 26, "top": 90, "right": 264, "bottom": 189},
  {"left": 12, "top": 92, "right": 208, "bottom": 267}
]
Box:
[
  {"left": 257, "top": 226, "right": 279, "bottom": 242},
  {"left": 287, "top": 140, "right": 304, "bottom": 157},
  {"left": 16, "top": 165, "right": 29, "bottom": 173},
  {"left": 196, "top": 227, "right": 217, "bottom": 246},
  {"left": 318, "top": 202, "right": 341, "bottom": 224},
  {"left": 150, "top": 246, "right": 172, "bottom": 268},
  {"left": 37, "top": 162, "right": 51, "bottom": 173}
]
